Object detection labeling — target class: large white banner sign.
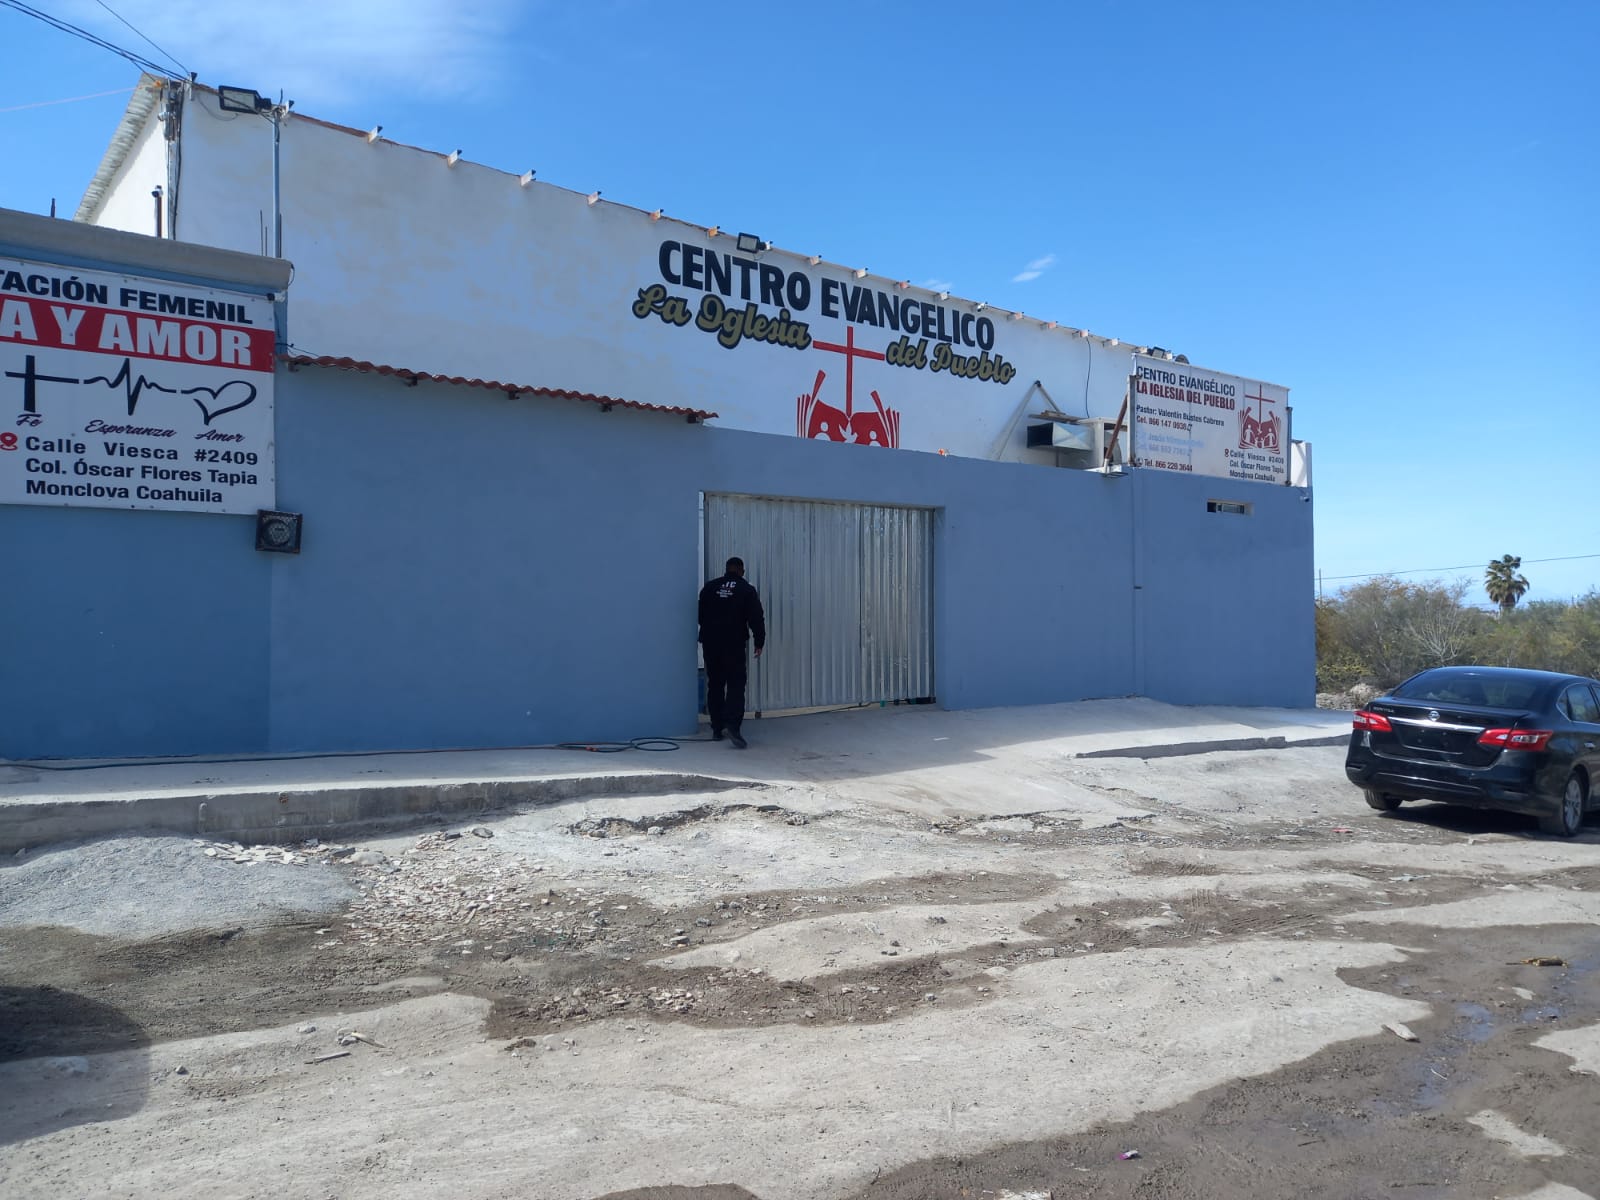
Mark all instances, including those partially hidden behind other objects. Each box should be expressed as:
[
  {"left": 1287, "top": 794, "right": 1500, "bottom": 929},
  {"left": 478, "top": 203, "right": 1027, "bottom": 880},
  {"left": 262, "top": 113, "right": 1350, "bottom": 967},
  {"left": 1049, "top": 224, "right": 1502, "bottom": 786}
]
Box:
[
  {"left": 1132, "top": 354, "right": 1289, "bottom": 484},
  {"left": 0, "top": 257, "right": 275, "bottom": 514}
]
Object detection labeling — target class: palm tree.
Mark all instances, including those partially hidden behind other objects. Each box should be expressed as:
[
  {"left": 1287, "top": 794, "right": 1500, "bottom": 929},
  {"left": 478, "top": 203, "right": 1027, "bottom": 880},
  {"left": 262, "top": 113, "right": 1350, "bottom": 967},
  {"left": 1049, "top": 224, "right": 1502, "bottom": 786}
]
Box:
[{"left": 1485, "top": 554, "right": 1530, "bottom": 615}]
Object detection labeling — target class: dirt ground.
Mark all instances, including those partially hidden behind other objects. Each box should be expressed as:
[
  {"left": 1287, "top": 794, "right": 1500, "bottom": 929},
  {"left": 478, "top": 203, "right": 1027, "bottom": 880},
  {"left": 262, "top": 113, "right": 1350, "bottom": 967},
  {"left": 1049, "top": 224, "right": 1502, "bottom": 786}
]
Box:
[{"left": 1, "top": 742, "right": 1597, "bottom": 1199}]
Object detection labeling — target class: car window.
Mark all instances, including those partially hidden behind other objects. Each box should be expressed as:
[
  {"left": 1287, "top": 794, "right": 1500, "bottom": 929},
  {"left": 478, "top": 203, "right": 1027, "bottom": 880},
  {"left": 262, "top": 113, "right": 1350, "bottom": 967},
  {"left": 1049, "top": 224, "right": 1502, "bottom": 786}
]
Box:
[
  {"left": 1395, "top": 674, "right": 1542, "bottom": 708},
  {"left": 1566, "top": 685, "right": 1600, "bottom": 724}
]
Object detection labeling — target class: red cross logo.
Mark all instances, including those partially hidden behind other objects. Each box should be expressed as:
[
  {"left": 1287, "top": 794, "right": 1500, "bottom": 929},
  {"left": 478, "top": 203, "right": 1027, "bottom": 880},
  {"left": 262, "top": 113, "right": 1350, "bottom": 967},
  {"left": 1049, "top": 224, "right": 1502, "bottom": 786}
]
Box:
[{"left": 796, "top": 326, "right": 901, "bottom": 448}]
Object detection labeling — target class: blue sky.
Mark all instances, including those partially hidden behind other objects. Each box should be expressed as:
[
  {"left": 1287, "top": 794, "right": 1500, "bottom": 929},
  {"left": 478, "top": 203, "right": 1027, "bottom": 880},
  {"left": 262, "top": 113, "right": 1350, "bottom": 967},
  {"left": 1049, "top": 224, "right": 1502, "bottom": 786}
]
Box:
[{"left": 4, "top": 1, "right": 1596, "bottom": 605}]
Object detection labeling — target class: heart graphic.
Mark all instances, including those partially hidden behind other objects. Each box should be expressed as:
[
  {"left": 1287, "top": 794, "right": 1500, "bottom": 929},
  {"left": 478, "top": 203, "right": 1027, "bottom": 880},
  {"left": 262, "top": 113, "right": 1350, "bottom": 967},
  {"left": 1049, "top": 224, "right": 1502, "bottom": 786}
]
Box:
[{"left": 182, "top": 380, "right": 258, "bottom": 425}]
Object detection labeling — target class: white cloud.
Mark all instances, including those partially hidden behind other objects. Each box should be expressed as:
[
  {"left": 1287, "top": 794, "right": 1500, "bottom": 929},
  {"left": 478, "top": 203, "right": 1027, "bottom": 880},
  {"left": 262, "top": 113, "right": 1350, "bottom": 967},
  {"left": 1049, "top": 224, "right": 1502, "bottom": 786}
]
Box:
[
  {"left": 59, "top": 0, "right": 525, "bottom": 105},
  {"left": 1011, "top": 253, "right": 1056, "bottom": 283},
  {"left": 920, "top": 278, "right": 955, "bottom": 293}
]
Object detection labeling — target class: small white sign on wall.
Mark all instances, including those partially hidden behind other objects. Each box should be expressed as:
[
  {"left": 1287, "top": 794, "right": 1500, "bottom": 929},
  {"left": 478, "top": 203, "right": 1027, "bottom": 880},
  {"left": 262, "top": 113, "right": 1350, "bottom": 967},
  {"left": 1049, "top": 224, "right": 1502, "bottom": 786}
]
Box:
[{"left": 0, "top": 256, "right": 276, "bottom": 514}]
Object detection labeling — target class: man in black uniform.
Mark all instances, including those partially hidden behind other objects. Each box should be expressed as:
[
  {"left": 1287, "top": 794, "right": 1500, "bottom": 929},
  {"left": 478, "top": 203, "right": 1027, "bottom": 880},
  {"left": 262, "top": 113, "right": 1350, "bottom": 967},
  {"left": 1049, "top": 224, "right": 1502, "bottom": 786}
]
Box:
[{"left": 698, "top": 556, "right": 766, "bottom": 749}]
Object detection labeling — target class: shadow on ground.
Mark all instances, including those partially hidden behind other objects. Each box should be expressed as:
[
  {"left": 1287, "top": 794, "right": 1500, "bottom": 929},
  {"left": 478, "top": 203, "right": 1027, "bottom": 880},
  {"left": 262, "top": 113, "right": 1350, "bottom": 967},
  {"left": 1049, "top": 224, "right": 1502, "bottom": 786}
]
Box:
[
  {"left": 0, "top": 986, "right": 150, "bottom": 1145},
  {"left": 1380, "top": 801, "right": 1600, "bottom": 841}
]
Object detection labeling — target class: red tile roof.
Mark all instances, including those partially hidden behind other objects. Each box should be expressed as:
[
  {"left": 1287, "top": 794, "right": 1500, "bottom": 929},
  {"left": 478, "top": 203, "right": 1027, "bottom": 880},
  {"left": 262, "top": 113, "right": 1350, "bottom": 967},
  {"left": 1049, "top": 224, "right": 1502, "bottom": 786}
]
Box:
[{"left": 281, "top": 354, "right": 717, "bottom": 421}]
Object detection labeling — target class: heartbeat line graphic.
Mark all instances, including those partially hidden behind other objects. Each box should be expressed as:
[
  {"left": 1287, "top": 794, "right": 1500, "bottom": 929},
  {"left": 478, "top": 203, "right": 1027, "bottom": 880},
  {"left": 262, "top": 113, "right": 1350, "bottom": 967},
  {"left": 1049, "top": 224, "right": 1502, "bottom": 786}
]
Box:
[
  {"left": 4, "top": 356, "right": 261, "bottom": 425},
  {"left": 82, "top": 358, "right": 179, "bottom": 416}
]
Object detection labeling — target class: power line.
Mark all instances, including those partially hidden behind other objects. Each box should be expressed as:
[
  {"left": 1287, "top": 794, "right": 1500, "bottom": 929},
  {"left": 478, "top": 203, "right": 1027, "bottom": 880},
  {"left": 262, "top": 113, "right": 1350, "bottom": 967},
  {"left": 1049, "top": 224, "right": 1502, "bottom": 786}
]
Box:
[
  {"left": 0, "top": 0, "right": 174, "bottom": 78},
  {"left": 0, "top": 85, "right": 134, "bottom": 113},
  {"left": 1320, "top": 552, "right": 1600, "bottom": 584},
  {"left": 90, "top": 0, "right": 188, "bottom": 76}
]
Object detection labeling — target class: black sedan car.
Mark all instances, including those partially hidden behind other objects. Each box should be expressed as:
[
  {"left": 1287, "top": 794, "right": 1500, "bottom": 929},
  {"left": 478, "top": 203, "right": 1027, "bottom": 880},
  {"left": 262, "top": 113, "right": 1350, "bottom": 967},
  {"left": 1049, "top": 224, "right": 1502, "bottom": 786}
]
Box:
[{"left": 1345, "top": 665, "right": 1599, "bottom": 837}]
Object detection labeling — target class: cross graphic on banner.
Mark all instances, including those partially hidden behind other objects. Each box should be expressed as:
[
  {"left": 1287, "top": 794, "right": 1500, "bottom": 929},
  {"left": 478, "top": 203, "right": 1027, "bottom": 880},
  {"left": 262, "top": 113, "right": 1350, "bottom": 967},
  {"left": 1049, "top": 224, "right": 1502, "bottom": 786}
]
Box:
[
  {"left": 810, "top": 326, "right": 885, "bottom": 420},
  {"left": 1244, "top": 383, "right": 1278, "bottom": 423},
  {"left": 4, "top": 354, "right": 79, "bottom": 413},
  {"left": 801, "top": 326, "right": 901, "bottom": 448}
]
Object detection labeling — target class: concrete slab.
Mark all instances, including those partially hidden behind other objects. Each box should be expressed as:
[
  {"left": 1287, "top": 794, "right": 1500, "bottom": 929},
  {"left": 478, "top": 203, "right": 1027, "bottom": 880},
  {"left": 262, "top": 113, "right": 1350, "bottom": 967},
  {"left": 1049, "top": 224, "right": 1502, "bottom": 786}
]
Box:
[{"left": 0, "top": 698, "right": 1351, "bottom": 850}]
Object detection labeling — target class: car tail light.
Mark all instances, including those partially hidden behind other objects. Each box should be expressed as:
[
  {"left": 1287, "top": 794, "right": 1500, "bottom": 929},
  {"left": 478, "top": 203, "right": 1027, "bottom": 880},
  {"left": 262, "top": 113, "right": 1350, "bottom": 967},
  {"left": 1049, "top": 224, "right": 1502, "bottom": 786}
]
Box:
[
  {"left": 1478, "top": 728, "right": 1553, "bottom": 752},
  {"left": 1353, "top": 710, "right": 1392, "bottom": 732}
]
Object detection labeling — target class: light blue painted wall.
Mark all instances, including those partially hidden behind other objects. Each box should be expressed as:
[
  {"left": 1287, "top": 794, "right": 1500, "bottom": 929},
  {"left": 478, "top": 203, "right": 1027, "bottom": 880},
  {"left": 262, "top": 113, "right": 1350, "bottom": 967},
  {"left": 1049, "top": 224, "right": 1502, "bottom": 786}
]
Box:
[
  {"left": 1133, "top": 471, "right": 1316, "bottom": 709},
  {"left": 2, "top": 364, "right": 1314, "bottom": 760},
  {"left": 264, "top": 374, "right": 700, "bottom": 752},
  {"left": 0, "top": 506, "right": 270, "bottom": 758}
]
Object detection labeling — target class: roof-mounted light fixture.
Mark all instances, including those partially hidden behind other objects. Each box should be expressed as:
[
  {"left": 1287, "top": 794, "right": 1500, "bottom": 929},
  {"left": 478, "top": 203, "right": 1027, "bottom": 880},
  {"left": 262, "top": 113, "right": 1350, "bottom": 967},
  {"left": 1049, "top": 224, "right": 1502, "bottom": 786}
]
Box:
[
  {"left": 587, "top": 191, "right": 601, "bottom": 206},
  {"left": 706, "top": 226, "right": 720, "bottom": 238},
  {"left": 938, "top": 291, "right": 949, "bottom": 300},
  {"left": 735, "top": 232, "right": 761, "bottom": 254},
  {"left": 974, "top": 302, "right": 987, "bottom": 312},
  {"left": 216, "top": 85, "right": 287, "bottom": 259},
  {"left": 808, "top": 255, "right": 821, "bottom": 266},
  {"left": 446, "top": 149, "right": 462, "bottom": 166},
  {"left": 649, "top": 209, "right": 663, "bottom": 221},
  {"left": 365, "top": 125, "right": 382, "bottom": 144},
  {"left": 217, "top": 85, "right": 271, "bottom": 113},
  {"left": 895, "top": 280, "right": 910, "bottom": 290},
  {"left": 854, "top": 267, "right": 868, "bottom": 278},
  {"left": 519, "top": 169, "right": 535, "bottom": 187}
]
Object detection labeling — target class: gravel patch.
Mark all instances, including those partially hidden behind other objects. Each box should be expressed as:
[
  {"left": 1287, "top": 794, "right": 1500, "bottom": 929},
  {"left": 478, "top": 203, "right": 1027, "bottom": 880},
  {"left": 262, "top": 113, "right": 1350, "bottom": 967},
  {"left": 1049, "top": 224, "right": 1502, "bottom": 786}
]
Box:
[{"left": 0, "top": 835, "right": 356, "bottom": 938}]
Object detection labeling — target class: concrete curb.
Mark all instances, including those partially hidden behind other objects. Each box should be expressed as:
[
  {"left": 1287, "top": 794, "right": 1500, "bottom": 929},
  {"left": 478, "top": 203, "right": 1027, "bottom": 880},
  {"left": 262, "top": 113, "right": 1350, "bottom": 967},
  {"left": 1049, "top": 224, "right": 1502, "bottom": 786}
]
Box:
[
  {"left": 0, "top": 772, "right": 754, "bottom": 854},
  {"left": 1073, "top": 733, "right": 1349, "bottom": 760}
]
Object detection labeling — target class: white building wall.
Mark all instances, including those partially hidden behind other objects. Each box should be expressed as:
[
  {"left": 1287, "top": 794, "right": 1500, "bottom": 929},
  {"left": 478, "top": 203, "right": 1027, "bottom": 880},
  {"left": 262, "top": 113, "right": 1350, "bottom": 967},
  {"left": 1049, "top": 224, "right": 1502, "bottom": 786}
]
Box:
[
  {"left": 83, "top": 109, "right": 167, "bottom": 239},
  {"left": 85, "top": 86, "right": 1295, "bottom": 469}
]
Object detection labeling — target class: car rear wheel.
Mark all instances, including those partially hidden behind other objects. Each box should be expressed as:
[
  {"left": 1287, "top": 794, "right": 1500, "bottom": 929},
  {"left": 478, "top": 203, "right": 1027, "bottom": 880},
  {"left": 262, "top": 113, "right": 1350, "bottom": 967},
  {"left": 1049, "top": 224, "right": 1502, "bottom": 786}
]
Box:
[
  {"left": 1538, "top": 772, "right": 1587, "bottom": 838},
  {"left": 1364, "top": 789, "right": 1402, "bottom": 812}
]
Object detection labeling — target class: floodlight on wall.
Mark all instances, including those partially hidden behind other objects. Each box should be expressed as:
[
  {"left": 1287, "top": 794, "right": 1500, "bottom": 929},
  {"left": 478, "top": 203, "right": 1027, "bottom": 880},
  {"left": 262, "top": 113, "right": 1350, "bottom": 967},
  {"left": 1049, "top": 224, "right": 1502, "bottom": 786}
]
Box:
[
  {"left": 938, "top": 291, "right": 949, "bottom": 300},
  {"left": 217, "top": 84, "right": 287, "bottom": 260},
  {"left": 649, "top": 209, "right": 663, "bottom": 221},
  {"left": 446, "top": 149, "right": 462, "bottom": 166},
  {"left": 1109, "top": 338, "right": 1120, "bottom": 346},
  {"left": 706, "top": 226, "right": 720, "bottom": 238},
  {"left": 974, "top": 302, "right": 986, "bottom": 312},
  {"left": 1009, "top": 311, "right": 1024, "bottom": 320},
  {"left": 1044, "top": 321, "right": 1058, "bottom": 330},
  {"left": 895, "top": 280, "right": 910, "bottom": 290},
  {"left": 587, "top": 191, "right": 601, "bottom": 205},
  {"left": 808, "top": 255, "right": 821, "bottom": 266},
  {"left": 365, "top": 125, "right": 382, "bottom": 143},
  {"left": 853, "top": 267, "right": 867, "bottom": 278},
  {"left": 218, "top": 85, "right": 271, "bottom": 113},
  {"left": 735, "top": 232, "right": 760, "bottom": 254},
  {"left": 519, "top": 169, "right": 535, "bottom": 186}
]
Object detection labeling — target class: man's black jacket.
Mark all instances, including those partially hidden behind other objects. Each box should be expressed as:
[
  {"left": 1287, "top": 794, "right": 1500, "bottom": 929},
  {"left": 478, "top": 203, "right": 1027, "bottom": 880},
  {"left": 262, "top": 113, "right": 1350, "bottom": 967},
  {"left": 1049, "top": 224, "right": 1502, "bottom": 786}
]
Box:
[{"left": 698, "top": 574, "right": 766, "bottom": 650}]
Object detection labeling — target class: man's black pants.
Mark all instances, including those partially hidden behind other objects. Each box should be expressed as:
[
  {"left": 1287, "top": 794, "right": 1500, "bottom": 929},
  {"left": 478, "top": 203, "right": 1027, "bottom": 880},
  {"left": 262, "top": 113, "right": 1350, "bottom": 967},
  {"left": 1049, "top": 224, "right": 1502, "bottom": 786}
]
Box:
[{"left": 703, "top": 643, "right": 748, "bottom": 735}]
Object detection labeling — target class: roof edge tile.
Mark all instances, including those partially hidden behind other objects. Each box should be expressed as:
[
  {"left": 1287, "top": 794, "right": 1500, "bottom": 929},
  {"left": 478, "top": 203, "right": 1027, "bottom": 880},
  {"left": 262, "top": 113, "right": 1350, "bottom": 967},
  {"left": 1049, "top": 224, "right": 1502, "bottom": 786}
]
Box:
[{"left": 280, "top": 354, "right": 717, "bottom": 421}]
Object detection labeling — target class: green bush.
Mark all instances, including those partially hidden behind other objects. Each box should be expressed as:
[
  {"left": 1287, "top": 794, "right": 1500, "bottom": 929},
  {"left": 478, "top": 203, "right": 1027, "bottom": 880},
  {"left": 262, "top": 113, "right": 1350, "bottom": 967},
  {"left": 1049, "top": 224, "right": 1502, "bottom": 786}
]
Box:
[{"left": 1317, "top": 583, "right": 1600, "bottom": 689}]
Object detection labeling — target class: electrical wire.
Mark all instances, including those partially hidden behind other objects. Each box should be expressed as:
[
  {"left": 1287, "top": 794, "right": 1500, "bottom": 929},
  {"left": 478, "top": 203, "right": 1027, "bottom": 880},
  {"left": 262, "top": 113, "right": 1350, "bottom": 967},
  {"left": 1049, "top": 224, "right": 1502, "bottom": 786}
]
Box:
[
  {"left": 0, "top": 0, "right": 174, "bottom": 78},
  {"left": 1320, "top": 551, "right": 1600, "bottom": 584},
  {"left": 555, "top": 738, "right": 684, "bottom": 753},
  {"left": 1081, "top": 334, "right": 1094, "bottom": 418},
  {"left": 0, "top": 85, "right": 134, "bottom": 114},
  {"left": 90, "top": 0, "right": 188, "bottom": 76}
]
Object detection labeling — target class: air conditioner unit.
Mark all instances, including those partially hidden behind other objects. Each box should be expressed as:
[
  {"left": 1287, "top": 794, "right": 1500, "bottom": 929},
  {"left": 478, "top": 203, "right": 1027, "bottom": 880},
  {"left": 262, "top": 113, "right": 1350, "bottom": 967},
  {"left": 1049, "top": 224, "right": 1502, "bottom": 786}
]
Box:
[
  {"left": 1026, "top": 421, "right": 1093, "bottom": 452},
  {"left": 1025, "top": 418, "right": 1127, "bottom": 470}
]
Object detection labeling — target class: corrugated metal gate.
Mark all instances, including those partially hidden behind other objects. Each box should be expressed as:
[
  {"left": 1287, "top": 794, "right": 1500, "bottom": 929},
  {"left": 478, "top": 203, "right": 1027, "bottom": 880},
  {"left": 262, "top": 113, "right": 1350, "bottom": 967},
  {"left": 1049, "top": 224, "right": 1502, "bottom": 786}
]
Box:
[{"left": 703, "top": 494, "right": 934, "bottom": 713}]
